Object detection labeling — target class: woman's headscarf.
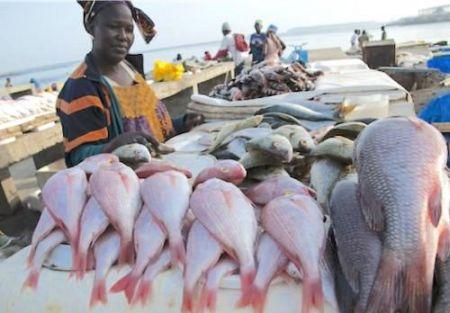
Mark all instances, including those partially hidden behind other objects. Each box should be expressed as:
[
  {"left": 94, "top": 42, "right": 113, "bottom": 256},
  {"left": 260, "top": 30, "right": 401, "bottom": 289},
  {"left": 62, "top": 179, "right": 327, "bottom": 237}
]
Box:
[{"left": 77, "top": 0, "right": 156, "bottom": 43}]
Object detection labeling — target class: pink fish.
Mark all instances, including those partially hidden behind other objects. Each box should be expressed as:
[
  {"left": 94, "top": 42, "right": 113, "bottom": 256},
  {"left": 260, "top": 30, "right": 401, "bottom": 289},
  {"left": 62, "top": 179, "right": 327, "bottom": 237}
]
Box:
[
  {"left": 90, "top": 163, "right": 142, "bottom": 264},
  {"left": 90, "top": 229, "right": 121, "bottom": 307},
  {"left": 77, "top": 153, "right": 119, "bottom": 174},
  {"left": 354, "top": 117, "right": 450, "bottom": 313},
  {"left": 262, "top": 194, "right": 326, "bottom": 313},
  {"left": 141, "top": 170, "right": 191, "bottom": 267},
  {"left": 135, "top": 160, "right": 192, "bottom": 179},
  {"left": 110, "top": 208, "right": 166, "bottom": 303},
  {"left": 23, "top": 229, "right": 66, "bottom": 290},
  {"left": 193, "top": 160, "right": 247, "bottom": 187},
  {"left": 199, "top": 258, "right": 238, "bottom": 313},
  {"left": 240, "top": 233, "right": 289, "bottom": 313},
  {"left": 183, "top": 221, "right": 223, "bottom": 312},
  {"left": 75, "top": 197, "right": 109, "bottom": 279},
  {"left": 27, "top": 207, "right": 56, "bottom": 266},
  {"left": 133, "top": 249, "right": 172, "bottom": 306},
  {"left": 42, "top": 167, "right": 88, "bottom": 267},
  {"left": 245, "top": 176, "right": 315, "bottom": 206},
  {"left": 190, "top": 178, "right": 257, "bottom": 302}
]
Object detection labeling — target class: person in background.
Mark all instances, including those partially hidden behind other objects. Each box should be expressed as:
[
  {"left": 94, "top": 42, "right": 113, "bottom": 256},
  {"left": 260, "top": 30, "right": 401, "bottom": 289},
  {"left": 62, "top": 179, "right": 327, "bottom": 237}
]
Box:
[
  {"left": 351, "top": 29, "right": 360, "bottom": 49},
  {"left": 263, "top": 24, "right": 285, "bottom": 65},
  {"left": 30, "top": 78, "right": 42, "bottom": 93},
  {"left": 249, "top": 19, "right": 266, "bottom": 64},
  {"left": 204, "top": 51, "right": 213, "bottom": 61},
  {"left": 381, "top": 26, "right": 387, "bottom": 40},
  {"left": 359, "top": 30, "right": 369, "bottom": 48},
  {"left": 175, "top": 53, "right": 182, "bottom": 61},
  {"left": 4, "top": 78, "right": 12, "bottom": 88},
  {"left": 213, "top": 22, "right": 249, "bottom": 75},
  {"left": 57, "top": 1, "right": 203, "bottom": 167}
]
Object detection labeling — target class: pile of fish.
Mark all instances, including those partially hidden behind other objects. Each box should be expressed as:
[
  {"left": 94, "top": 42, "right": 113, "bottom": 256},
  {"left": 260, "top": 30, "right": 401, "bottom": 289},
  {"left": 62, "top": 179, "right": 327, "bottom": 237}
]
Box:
[
  {"left": 24, "top": 115, "right": 450, "bottom": 313},
  {"left": 209, "top": 62, "right": 323, "bottom": 101}
]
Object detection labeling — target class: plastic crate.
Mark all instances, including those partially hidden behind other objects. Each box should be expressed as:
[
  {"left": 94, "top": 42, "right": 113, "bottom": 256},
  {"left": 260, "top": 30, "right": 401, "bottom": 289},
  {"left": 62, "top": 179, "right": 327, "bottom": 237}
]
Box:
[{"left": 427, "top": 54, "right": 450, "bottom": 73}]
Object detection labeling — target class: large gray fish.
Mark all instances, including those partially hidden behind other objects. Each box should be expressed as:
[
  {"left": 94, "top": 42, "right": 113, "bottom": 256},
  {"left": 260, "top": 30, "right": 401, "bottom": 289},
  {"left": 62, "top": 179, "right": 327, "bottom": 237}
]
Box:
[
  {"left": 355, "top": 117, "right": 450, "bottom": 313},
  {"left": 310, "top": 159, "right": 345, "bottom": 213},
  {"left": 311, "top": 136, "right": 354, "bottom": 165},
  {"left": 246, "top": 134, "right": 294, "bottom": 163},
  {"left": 273, "top": 125, "right": 315, "bottom": 153},
  {"left": 256, "top": 102, "right": 336, "bottom": 121},
  {"left": 329, "top": 176, "right": 382, "bottom": 313},
  {"left": 434, "top": 258, "right": 450, "bottom": 313}
]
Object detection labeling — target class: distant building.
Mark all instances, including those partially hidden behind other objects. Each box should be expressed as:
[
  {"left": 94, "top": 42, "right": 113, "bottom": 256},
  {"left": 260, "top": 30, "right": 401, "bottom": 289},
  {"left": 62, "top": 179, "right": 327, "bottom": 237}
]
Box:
[{"left": 419, "top": 5, "right": 450, "bottom": 16}]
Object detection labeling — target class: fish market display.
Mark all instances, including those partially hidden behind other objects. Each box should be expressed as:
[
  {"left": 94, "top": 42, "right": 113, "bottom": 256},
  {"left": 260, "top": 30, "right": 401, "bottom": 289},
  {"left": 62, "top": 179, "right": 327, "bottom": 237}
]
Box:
[
  {"left": 209, "top": 63, "right": 322, "bottom": 101},
  {"left": 354, "top": 117, "right": 450, "bottom": 313}
]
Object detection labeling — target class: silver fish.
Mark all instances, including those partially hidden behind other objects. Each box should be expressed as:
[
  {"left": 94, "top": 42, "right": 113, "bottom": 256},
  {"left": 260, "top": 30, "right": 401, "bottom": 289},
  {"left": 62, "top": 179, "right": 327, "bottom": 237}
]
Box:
[
  {"left": 273, "top": 125, "right": 315, "bottom": 153},
  {"left": 256, "top": 102, "right": 335, "bottom": 121},
  {"left": 310, "top": 136, "right": 354, "bottom": 164},
  {"left": 246, "top": 134, "right": 294, "bottom": 163}
]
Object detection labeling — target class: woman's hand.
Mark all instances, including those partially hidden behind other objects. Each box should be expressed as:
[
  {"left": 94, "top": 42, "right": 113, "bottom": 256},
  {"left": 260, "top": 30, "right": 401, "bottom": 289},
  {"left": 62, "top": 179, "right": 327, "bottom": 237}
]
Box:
[
  {"left": 183, "top": 113, "right": 205, "bottom": 131},
  {"left": 102, "top": 131, "right": 159, "bottom": 153}
]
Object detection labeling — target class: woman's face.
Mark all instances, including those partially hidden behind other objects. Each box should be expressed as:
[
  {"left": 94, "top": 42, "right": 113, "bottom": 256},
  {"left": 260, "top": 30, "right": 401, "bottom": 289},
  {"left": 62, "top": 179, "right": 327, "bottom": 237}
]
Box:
[{"left": 90, "top": 4, "right": 134, "bottom": 64}]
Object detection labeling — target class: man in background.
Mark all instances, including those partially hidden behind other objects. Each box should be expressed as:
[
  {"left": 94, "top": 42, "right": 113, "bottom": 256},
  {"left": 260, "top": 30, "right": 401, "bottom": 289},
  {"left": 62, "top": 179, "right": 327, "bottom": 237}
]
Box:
[
  {"left": 250, "top": 19, "right": 266, "bottom": 64},
  {"left": 381, "top": 26, "right": 387, "bottom": 40},
  {"left": 351, "top": 29, "right": 360, "bottom": 49},
  {"left": 214, "top": 22, "right": 249, "bottom": 75},
  {"left": 359, "top": 30, "right": 369, "bottom": 48},
  {"left": 4, "top": 78, "right": 12, "bottom": 88}
]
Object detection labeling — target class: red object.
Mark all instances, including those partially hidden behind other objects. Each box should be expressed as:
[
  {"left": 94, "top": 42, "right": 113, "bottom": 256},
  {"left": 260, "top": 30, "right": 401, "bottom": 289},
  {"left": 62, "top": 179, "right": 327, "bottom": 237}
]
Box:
[
  {"left": 204, "top": 51, "right": 213, "bottom": 61},
  {"left": 234, "top": 33, "right": 250, "bottom": 52}
]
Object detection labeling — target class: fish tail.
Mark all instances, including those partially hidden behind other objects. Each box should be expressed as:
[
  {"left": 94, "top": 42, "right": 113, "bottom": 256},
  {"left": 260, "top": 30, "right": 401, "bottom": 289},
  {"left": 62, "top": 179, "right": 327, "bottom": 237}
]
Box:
[
  {"left": 90, "top": 279, "right": 107, "bottom": 308},
  {"left": 134, "top": 280, "right": 153, "bottom": 306},
  {"left": 26, "top": 246, "right": 36, "bottom": 268},
  {"left": 404, "top": 253, "right": 434, "bottom": 313},
  {"left": 301, "top": 277, "right": 324, "bottom": 313},
  {"left": 238, "top": 267, "right": 256, "bottom": 306},
  {"left": 119, "top": 239, "right": 135, "bottom": 265},
  {"left": 169, "top": 236, "right": 186, "bottom": 267},
  {"left": 22, "top": 270, "right": 40, "bottom": 291},
  {"left": 75, "top": 251, "right": 89, "bottom": 280},
  {"left": 366, "top": 249, "right": 404, "bottom": 313},
  {"left": 182, "top": 289, "right": 194, "bottom": 313},
  {"left": 243, "top": 285, "right": 267, "bottom": 313}
]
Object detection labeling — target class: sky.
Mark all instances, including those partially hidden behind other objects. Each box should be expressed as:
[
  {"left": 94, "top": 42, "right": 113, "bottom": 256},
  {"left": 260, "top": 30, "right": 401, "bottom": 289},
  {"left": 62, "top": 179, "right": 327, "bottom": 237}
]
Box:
[{"left": 1, "top": 0, "right": 450, "bottom": 74}]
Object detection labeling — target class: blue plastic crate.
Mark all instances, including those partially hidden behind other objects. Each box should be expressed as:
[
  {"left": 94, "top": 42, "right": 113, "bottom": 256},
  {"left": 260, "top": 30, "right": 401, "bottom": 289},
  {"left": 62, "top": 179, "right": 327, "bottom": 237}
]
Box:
[{"left": 427, "top": 54, "right": 450, "bottom": 73}]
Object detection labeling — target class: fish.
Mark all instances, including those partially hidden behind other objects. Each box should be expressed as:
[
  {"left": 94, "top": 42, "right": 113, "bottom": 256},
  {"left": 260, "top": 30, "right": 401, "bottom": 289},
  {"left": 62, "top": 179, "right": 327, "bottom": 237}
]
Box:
[
  {"left": 310, "top": 136, "right": 354, "bottom": 164},
  {"left": 354, "top": 117, "right": 450, "bottom": 313},
  {"left": 220, "top": 127, "right": 273, "bottom": 147},
  {"left": 246, "top": 166, "right": 289, "bottom": 182},
  {"left": 199, "top": 258, "right": 238, "bottom": 313},
  {"left": 193, "top": 160, "right": 247, "bottom": 187},
  {"left": 207, "top": 115, "right": 264, "bottom": 153},
  {"left": 112, "top": 143, "right": 152, "bottom": 164},
  {"left": 256, "top": 102, "right": 336, "bottom": 122},
  {"left": 329, "top": 177, "right": 382, "bottom": 312},
  {"left": 261, "top": 112, "right": 304, "bottom": 129},
  {"left": 321, "top": 122, "right": 367, "bottom": 142},
  {"left": 262, "top": 194, "right": 326, "bottom": 313},
  {"left": 240, "top": 233, "right": 289, "bottom": 313},
  {"left": 141, "top": 170, "right": 191, "bottom": 267},
  {"left": 239, "top": 151, "right": 282, "bottom": 170},
  {"left": 76, "top": 154, "right": 119, "bottom": 174},
  {"left": 27, "top": 207, "right": 56, "bottom": 266},
  {"left": 75, "top": 197, "right": 109, "bottom": 279},
  {"left": 42, "top": 167, "right": 88, "bottom": 268},
  {"left": 133, "top": 248, "right": 172, "bottom": 306},
  {"left": 90, "top": 229, "right": 121, "bottom": 307},
  {"left": 110, "top": 208, "right": 166, "bottom": 303},
  {"left": 434, "top": 258, "right": 450, "bottom": 313},
  {"left": 245, "top": 176, "right": 315, "bottom": 206},
  {"left": 190, "top": 178, "right": 258, "bottom": 302},
  {"left": 273, "top": 125, "right": 315, "bottom": 153},
  {"left": 135, "top": 160, "right": 193, "bottom": 179},
  {"left": 90, "top": 163, "right": 142, "bottom": 264},
  {"left": 183, "top": 221, "right": 223, "bottom": 312},
  {"left": 309, "top": 159, "right": 345, "bottom": 213},
  {"left": 246, "top": 134, "right": 294, "bottom": 163},
  {"left": 23, "top": 229, "right": 66, "bottom": 290}
]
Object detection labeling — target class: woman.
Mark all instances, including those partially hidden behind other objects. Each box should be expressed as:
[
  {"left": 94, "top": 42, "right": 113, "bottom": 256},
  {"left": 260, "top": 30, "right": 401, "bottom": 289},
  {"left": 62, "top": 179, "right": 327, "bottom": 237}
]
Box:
[
  {"left": 57, "top": 1, "right": 203, "bottom": 167},
  {"left": 263, "top": 24, "right": 285, "bottom": 65}
]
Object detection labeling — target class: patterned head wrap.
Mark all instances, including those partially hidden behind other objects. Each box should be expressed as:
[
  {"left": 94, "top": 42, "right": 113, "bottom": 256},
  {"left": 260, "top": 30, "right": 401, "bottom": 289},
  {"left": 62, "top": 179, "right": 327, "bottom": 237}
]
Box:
[{"left": 77, "top": 0, "right": 156, "bottom": 44}]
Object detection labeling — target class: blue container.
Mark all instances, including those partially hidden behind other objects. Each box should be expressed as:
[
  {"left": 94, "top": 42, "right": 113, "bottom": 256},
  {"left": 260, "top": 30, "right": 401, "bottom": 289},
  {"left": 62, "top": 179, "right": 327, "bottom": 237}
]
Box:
[
  {"left": 300, "top": 50, "right": 309, "bottom": 63},
  {"left": 427, "top": 54, "right": 450, "bottom": 73}
]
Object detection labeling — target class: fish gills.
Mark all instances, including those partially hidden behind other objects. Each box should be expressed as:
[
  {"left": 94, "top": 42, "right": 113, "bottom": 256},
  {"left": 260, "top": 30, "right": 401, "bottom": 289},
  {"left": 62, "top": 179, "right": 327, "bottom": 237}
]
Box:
[
  {"left": 190, "top": 178, "right": 257, "bottom": 302},
  {"left": 141, "top": 170, "right": 191, "bottom": 267},
  {"left": 262, "top": 194, "right": 326, "bottom": 313}
]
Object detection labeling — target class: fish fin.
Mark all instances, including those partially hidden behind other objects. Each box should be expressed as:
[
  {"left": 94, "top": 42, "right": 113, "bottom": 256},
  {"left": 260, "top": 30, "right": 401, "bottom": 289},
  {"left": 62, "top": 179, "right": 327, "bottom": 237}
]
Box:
[
  {"left": 134, "top": 280, "right": 153, "bottom": 306},
  {"left": 428, "top": 181, "right": 442, "bottom": 227},
  {"left": 404, "top": 252, "right": 434, "bottom": 313},
  {"left": 110, "top": 272, "right": 131, "bottom": 293},
  {"left": 111, "top": 273, "right": 139, "bottom": 304},
  {"left": 182, "top": 290, "right": 194, "bottom": 313},
  {"left": 90, "top": 280, "right": 107, "bottom": 308},
  {"left": 358, "top": 183, "right": 384, "bottom": 232},
  {"left": 301, "top": 277, "right": 324, "bottom": 313},
  {"left": 336, "top": 248, "right": 360, "bottom": 294},
  {"left": 22, "top": 270, "right": 40, "bottom": 291},
  {"left": 438, "top": 227, "right": 450, "bottom": 261},
  {"left": 26, "top": 247, "right": 36, "bottom": 268},
  {"left": 238, "top": 268, "right": 256, "bottom": 307},
  {"left": 170, "top": 238, "right": 186, "bottom": 268},
  {"left": 119, "top": 240, "right": 135, "bottom": 265}
]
